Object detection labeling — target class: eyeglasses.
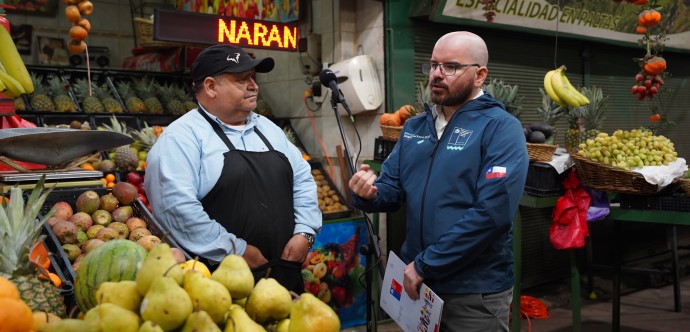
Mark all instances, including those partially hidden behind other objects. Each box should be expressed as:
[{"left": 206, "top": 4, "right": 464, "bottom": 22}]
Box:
[{"left": 421, "top": 62, "right": 481, "bottom": 76}]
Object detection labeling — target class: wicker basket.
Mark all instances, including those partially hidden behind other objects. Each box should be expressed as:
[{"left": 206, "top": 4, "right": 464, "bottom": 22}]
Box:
[
  {"left": 676, "top": 177, "right": 690, "bottom": 195},
  {"left": 380, "top": 125, "right": 402, "bottom": 141},
  {"left": 569, "top": 152, "right": 658, "bottom": 194},
  {"left": 134, "top": 17, "right": 189, "bottom": 48},
  {"left": 526, "top": 143, "right": 557, "bottom": 162}
]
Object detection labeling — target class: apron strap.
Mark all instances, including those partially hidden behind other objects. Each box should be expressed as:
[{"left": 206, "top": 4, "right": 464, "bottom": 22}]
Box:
[
  {"left": 197, "top": 108, "right": 275, "bottom": 152},
  {"left": 198, "top": 108, "right": 237, "bottom": 150}
]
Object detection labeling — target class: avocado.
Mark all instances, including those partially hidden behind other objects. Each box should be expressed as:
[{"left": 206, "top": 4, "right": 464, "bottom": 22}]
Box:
[
  {"left": 528, "top": 131, "right": 546, "bottom": 144},
  {"left": 529, "top": 123, "right": 553, "bottom": 139}
]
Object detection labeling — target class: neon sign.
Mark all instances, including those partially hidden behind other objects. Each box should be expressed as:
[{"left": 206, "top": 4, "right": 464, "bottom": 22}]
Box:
[{"left": 153, "top": 9, "right": 299, "bottom": 51}]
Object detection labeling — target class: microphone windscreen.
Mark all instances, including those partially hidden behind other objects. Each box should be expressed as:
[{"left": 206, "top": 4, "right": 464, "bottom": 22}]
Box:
[{"left": 319, "top": 69, "right": 338, "bottom": 87}]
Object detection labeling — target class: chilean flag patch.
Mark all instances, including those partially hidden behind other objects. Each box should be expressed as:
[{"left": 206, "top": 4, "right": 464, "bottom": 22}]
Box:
[{"left": 486, "top": 166, "right": 507, "bottom": 179}]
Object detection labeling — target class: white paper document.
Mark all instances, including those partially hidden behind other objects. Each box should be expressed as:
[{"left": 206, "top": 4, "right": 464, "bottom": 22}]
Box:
[{"left": 380, "top": 251, "right": 443, "bottom": 332}]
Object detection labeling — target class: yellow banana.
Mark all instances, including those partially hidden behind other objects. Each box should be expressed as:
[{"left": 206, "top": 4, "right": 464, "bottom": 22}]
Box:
[
  {"left": 543, "top": 69, "right": 566, "bottom": 106},
  {"left": 0, "top": 77, "right": 7, "bottom": 96},
  {"left": 0, "top": 69, "right": 26, "bottom": 98},
  {"left": 0, "top": 26, "right": 33, "bottom": 94},
  {"left": 561, "top": 71, "right": 590, "bottom": 106},
  {"left": 550, "top": 66, "right": 582, "bottom": 107}
]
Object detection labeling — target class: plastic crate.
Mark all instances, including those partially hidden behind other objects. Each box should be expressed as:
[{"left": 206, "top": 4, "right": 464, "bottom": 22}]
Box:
[
  {"left": 619, "top": 194, "right": 662, "bottom": 210},
  {"left": 38, "top": 187, "right": 192, "bottom": 283},
  {"left": 524, "top": 162, "right": 568, "bottom": 197},
  {"left": 373, "top": 136, "right": 397, "bottom": 162}
]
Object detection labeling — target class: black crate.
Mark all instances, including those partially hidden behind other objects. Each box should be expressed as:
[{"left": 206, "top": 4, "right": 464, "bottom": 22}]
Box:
[
  {"left": 311, "top": 162, "right": 353, "bottom": 220},
  {"left": 374, "top": 137, "right": 397, "bottom": 162},
  {"left": 619, "top": 194, "right": 662, "bottom": 210},
  {"left": 42, "top": 225, "right": 77, "bottom": 313},
  {"left": 38, "top": 186, "right": 192, "bottom": 283},
  {"left": 524, "top": 162, "right": 568, "bottom": 197}
]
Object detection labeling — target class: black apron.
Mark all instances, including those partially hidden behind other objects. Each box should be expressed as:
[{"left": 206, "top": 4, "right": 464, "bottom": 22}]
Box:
[{"left": 198, "top": 109, "right": 304, "bottom": 293}]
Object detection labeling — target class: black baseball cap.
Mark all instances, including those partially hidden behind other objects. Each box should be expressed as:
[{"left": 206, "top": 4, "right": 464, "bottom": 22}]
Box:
[{"left": 191, "top": 44, "right": 274, "bottom": 83}]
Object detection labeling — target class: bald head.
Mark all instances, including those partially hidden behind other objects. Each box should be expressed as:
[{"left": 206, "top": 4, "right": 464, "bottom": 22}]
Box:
[{"left": 435, "top": 31, "right": 489, "bottom": 66}]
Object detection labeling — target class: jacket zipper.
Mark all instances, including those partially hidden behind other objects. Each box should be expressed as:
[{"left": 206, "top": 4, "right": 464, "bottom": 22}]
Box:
[{"left": 418, "top": 116, "right": 445, "bottom": 249}]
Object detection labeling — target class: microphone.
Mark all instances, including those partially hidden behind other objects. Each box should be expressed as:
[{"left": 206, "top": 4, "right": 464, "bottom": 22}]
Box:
[{"left": 319, "top": 69, "right": 354, "bottom": 122}]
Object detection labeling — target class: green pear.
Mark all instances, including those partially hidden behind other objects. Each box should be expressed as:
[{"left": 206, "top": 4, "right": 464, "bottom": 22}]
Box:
[
  {"left": 40, "top": 318, "right": 97, "bottom": 331},
  {"left": 245, "top": 278, "right": 292, "bottom": 324},
  {"left": 135, "top": 243, "right": 185, "bottom": 296},
  {"left": 180, "top": 309, "right": 222, "bottom": 332},
  {"left": 224, "top": 304, "right": 266, "bottom": 332},
  {"left": 138, "top": 321, "right": 164, "bottom": 332},
  {"left": 232, "top": 297, "right": 247, "bottom": 309},
  {"left": 96, "top": 280, "right": 142, "bottom": 312},
  {"left": 84, "top": 303, "right": 141, "bottom": 332},
  {"left": 288, "top": 293, "right": 339, "bottom": 332},
  {"left": 140, "top": 276, "right": 193, "bottom": 332},
  {"left": 211, "top": 254, "right": 254, "bottom": 299},
  {"left": 269, "top": 318, "right": 290, "bottom": 332},
  {"left": 183, "top": 270, "right": 232, "bottom": 324}
]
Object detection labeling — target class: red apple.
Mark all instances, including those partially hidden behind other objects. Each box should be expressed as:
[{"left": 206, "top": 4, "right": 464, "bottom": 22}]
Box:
[
  {"left": 126, "top": 171, "right": 142, "bottom": 186},
  {"left": 137, "top": 182, "right": 146, "bottom": 194},
  {"left": 137, "top": 193, "right": 148, "bottom": 205}
]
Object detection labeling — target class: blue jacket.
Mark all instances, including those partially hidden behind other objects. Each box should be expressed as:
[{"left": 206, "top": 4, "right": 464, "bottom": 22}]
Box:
[{"left": 353, "top": 94, "right": 528, "bottom": 294}]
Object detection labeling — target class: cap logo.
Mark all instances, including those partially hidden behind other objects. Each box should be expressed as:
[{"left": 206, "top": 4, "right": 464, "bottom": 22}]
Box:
[{"left": 227, "top": 53, "right": 241, "bottom": 63}]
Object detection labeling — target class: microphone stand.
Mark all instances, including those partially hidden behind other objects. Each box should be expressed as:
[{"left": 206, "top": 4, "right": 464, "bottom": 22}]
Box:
[{"left": 328, "top": 93, "right": 384, "bottom": 332}]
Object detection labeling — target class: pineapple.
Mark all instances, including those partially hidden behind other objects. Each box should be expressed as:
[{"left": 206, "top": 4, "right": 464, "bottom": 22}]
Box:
[
  {"left": 579, "top": 86, "right": 608, "bottom": 142},
  {"left": 415, "top": 77, "right": 432, "bottom": 111},
  {"left": 130, "top": 124, "right": 158, "bottom": 152},
  {"left": 101, "top": 115, "right": 139, "bottom": 171},
  {"left": 537, "top": 88, "right": 566, "bottom": 145},
  {"left": 0, "top": 176, "right": 67, "bottom": 317},
  {"left": 116, "top": 81, "right": 145, "bottom": 113},
  {"left": 254, "top": 95, "right": 273, "bottom": 118},
  {"left": 94, "top": 83, "right": 124, "bottom": 113},
  {"left": 13, "top": 97, "right": 26, "bottom": 112},
  {"left": 47, "top": 76, "right": 77, "bottom": 112},
  {"left": 73, "top": 78, "right": 105, "bottom": 113},
  {"left": 134, "top": 77, "right": 164, "bottom": 114},
  {"left": 29, "top": 72, "right": 55, "bottom": 112},
  {"left": 158, "top": 82, "right": 185, "bottom": 116},
  {"left": 482, "top": 78, "right": 522, "bottom": 120},
  {"left": 178, "top": 86, "right": 197, "bottom": 112},
  {"left": 565, "top": 106, "right": 582, "bottom": 152}
]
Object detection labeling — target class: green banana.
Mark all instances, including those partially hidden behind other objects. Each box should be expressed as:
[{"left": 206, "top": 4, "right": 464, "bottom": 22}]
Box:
[
  {"left": 0, "top": 26, "right": 33, "bottom": 94},
  {"left": 543, "top": 69, "right": 566, "bottom": 106},
  {"left": 0, "top": 68, "right": 25, "bottom": 98},
  {"left": 550, "top": 66, "right": 582, "bottom": 107}
]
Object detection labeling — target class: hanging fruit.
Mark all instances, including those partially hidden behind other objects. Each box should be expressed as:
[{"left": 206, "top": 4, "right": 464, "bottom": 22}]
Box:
[
  {"left": 643, "top": 56, "right": 666, "bottom": 75},
  {"left": 638, "top": 9, "right": 661, "bottom": 28},
  {"left": 65, "top": 0, "right": 95, "bottom": 55}
]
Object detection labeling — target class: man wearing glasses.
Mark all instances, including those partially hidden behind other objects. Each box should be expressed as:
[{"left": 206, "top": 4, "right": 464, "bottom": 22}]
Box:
[{"left": 349, "top": 31, "right": 528, "bottom": 331}]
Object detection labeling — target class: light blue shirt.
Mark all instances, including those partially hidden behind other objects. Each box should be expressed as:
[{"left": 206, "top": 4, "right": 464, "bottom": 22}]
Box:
[{"left": 144, "top": 107, "right": 322, "bottom": 263}]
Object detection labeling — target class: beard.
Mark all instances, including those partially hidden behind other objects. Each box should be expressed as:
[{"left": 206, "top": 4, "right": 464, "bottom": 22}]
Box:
[{"left": 430, "top": 78, "right": 475, "bottom": 108}]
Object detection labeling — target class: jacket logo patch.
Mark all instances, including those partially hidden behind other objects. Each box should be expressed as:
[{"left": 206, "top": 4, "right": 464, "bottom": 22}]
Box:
[
  {"left": 486, "top": 166, "right": 507, "bottom": 179},
  {"left": 447, "top": 127, "right": 472, "bottom": 151}
]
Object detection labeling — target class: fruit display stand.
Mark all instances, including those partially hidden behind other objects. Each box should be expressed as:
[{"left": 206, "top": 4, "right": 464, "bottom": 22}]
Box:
[{"left": 16, "top": 65, "right": 186, "bottom": 130}]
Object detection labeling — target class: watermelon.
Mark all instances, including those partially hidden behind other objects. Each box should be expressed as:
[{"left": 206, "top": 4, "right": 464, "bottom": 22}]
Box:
[{"left": 75, "top": 239, "right": 148, "bottom": 312}]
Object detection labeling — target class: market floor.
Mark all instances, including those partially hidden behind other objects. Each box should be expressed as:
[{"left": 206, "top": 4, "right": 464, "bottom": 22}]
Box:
[{"left": 344, "top": 275, "right": 690, "bottom": 332}]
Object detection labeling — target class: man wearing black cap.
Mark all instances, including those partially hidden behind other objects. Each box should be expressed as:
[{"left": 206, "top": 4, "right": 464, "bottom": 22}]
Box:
[{"left": 144, "top": 44, "right": 322, "bottom": 293}]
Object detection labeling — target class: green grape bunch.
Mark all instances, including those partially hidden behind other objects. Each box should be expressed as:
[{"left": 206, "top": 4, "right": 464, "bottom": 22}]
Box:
[{"left": 576, "top": 129, "right": 677, "bottom": 170}]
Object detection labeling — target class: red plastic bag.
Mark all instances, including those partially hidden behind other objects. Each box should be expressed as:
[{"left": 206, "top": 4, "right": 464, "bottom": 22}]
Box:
[{"left": 550, "top": 171, "right": 591, "bottom": 250}]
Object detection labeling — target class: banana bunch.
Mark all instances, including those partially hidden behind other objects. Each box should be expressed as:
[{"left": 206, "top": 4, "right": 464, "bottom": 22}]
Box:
[
  {"left": 0, "top": 26, "right": 33, "bottom": 98},
  {"left": 543, "top": 65, "right": 589, "bottom": 108}
]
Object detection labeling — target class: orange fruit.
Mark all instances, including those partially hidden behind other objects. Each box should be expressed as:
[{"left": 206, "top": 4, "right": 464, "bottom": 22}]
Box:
[
  {"left": 107, "top": 182, "right": 115, "bottom": 188},
  {"left": 67, "top": 39, "right": 86, "bottom": 55},
  {"left": 69, "top": 25, "right": 88, "bottom": 42},
  {"left": 0, "top": 298, "right": 33, "bottom": 332},
  {"left": 105, "top": 173, "right": 116, "bottom": 182},
  {"left": 380, "top": 112, "right": 402, "bottom": 127},
  {"left": 65, "top": 5, "right": 81, "bottom": 23},
  {"left": 31, "top": 312, "right": 61, "bottom": 332},
  {"left": 100, "top": 178, "right": 108, "bottom": 184},
  {"left": 81, "top": 163, "right": 94, "bottom": 170},
  {"left": 0, "top": 277, "right": 19, "bottom": 300}
]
